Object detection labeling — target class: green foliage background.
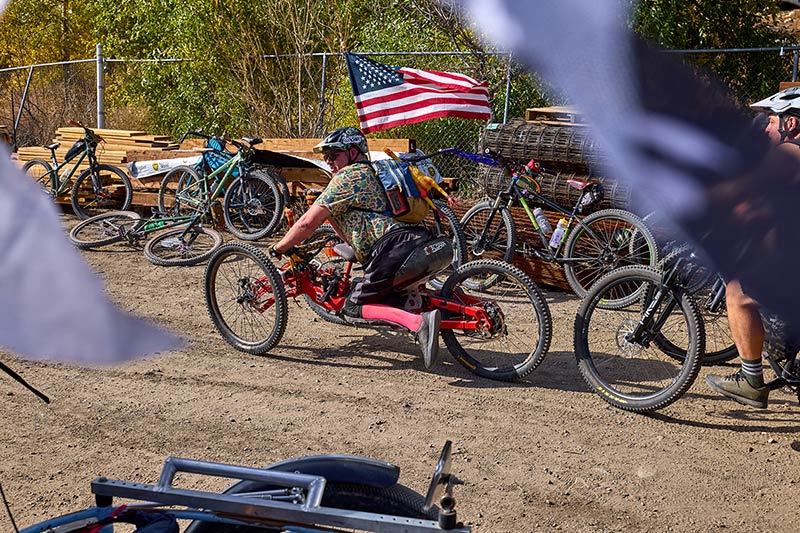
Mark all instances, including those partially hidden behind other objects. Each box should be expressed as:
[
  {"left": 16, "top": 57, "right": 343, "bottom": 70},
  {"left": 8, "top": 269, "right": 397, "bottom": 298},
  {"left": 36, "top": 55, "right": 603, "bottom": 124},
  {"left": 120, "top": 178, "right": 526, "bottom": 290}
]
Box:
[{"left": 0, "top": 0, "right": 795, "bottom": 146}]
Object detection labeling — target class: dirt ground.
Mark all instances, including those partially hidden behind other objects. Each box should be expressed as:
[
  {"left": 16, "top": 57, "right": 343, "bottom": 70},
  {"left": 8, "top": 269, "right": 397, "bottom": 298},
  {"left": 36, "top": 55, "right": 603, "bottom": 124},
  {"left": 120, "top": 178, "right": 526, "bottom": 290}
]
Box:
[{"left": 2, "top": 214, "right": 800, "bottom": 533}]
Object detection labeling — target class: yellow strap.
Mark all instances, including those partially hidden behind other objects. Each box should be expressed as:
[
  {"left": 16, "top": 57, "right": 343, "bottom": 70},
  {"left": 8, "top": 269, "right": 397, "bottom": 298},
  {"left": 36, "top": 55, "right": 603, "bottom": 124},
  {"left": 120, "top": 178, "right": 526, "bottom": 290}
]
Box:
[{"left": 383, "top": 148, "right": 450, "bottom": 199}]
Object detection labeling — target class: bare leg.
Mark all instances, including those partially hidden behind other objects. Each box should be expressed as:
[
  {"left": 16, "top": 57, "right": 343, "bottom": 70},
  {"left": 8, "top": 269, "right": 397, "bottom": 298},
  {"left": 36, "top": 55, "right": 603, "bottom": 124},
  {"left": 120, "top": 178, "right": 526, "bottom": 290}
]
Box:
[{"left": 726, "top": 279, "right": 763, "bottom": 362}]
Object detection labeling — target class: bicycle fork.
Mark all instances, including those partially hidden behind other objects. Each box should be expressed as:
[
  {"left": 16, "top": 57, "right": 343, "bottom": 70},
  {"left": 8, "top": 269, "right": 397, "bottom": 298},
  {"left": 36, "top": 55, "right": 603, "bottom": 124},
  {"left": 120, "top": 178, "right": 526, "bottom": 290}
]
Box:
[{"left": 625, "top": 272, "right": 680, "bottom": 347}]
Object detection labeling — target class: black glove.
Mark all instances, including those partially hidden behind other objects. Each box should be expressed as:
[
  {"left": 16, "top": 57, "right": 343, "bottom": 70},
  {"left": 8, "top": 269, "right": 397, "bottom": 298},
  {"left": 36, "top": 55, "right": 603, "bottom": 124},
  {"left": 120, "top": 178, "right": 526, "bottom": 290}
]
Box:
[
  {"left": 269, "top": 245, "right": 296, "bottom": 259},
  {"left": 269, "top": 245, "right": 284, "bottom": 259}
]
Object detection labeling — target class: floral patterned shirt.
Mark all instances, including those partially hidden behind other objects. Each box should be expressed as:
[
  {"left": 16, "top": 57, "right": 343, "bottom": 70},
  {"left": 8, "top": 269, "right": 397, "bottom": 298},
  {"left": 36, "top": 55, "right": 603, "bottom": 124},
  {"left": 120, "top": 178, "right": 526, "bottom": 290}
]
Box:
[{"left": 315, "top": 161, "right": 409, "bottom": 263}]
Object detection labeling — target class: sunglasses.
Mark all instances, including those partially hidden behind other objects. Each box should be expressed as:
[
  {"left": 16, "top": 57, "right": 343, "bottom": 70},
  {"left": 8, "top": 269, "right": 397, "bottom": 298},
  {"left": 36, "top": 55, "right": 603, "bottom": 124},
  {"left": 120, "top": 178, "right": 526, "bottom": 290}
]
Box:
[{"left": 323, "top": 149, "right": 345, "bottom": 163}]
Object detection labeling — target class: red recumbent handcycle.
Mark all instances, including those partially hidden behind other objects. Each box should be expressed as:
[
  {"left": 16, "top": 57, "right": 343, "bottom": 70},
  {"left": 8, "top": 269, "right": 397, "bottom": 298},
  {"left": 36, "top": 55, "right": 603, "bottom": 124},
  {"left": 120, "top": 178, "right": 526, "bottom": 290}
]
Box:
[{"left": 204, "top": 209, "right": 553, "bottom": 381}]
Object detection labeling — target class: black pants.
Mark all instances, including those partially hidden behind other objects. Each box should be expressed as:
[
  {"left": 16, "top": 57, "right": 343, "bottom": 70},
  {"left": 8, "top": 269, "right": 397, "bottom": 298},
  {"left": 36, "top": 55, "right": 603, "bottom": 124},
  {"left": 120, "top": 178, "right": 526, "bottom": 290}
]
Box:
[{"left": 343, "top": 226, "right": 431, "bottom": 317}]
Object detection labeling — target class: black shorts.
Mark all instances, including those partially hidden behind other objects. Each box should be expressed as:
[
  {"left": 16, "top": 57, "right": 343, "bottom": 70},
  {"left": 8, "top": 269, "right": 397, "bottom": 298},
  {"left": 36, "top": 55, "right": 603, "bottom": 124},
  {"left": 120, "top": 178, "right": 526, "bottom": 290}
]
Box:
[{"left": 346, "top": 226, "right": 432, "bottom": 307}]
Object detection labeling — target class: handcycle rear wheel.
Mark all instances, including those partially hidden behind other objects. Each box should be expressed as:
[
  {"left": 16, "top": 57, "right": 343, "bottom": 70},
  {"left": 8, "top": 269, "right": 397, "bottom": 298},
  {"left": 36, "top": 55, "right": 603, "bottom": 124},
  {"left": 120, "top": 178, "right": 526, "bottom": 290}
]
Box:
[
  {"left": 439, "top": 259, "right": 552, "bottom": 381},
  {"left": 574, "top": 265, "right": 704, "bottom": 412},
  {"left": 205, "top": 242, "right": 288, "bottom": 354},
  {"left": 223, "top": 168, "right": 284, "bottom": 240},
  {"left": 144, "top": 226, "right": 223, "bottom": 266},
  {"left": 68, "top": 210, "right": 142, "bottom": 249},
  {"left": 301, "top": 226, "right": 350, "bottom": 326}
]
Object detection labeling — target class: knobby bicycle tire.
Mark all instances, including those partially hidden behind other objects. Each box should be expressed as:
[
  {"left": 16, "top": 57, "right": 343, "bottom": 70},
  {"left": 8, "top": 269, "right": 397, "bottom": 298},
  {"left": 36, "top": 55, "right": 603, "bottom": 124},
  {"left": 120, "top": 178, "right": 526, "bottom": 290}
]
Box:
[
  {"left": 440, "top": 259, "right": 552, "bottom": 381},
  {"left": 143, "top": 226, "right": 223, "bottom": 266},
  {"left": 68, "top": 210, "right": 142, "bottom": 249},
  {"left": 574, "top": 265, "right": 704, "bottom": 412},
  {"left": 223, "top": 168, "right": 284, "bottom": 240},
  {"left": 562, "top": 208, "right": 659, "bottom": 306},
  {"left": 22, "top": 158, "right": 55, "bottom": 195},
  {"left": 653, "top": 246, "right": 737, "bottom": 365},
  {"left": 70, "top": 164, "right": 133, "bottom": 219},
  {"left": 205, "top": 242, "right": 288, "bottom": 354}
]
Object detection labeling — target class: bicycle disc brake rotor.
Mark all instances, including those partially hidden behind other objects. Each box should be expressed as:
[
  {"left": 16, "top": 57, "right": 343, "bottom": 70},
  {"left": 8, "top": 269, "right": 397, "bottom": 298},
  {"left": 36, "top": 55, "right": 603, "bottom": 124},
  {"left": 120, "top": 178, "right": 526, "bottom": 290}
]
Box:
[
  {"left": 615, "top": 318, "right": 644, "bottom": 355},
  {"left": 477, "top": 301, "right": 506, "bottom": 338},
  {"left": 235, "top": 276, "right": 270, "bottom": 310}
]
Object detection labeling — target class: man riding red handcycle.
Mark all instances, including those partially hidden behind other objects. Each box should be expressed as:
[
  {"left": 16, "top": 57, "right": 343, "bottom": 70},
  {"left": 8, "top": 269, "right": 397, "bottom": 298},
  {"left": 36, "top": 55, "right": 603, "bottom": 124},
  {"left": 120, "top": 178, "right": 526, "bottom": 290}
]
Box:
[{"left": 204, "top": 127, "right": 552, "bottom": 381}]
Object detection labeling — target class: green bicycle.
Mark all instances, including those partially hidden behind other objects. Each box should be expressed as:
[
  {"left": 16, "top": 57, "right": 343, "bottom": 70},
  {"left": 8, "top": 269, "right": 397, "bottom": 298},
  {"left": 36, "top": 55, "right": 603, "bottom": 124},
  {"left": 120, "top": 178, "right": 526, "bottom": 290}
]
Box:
[
  {"left": 158, "top": 133, "right": 283, "bottom": 240},
  {"left": 21, "top": 120, "right": 132, "bottom": 219}
]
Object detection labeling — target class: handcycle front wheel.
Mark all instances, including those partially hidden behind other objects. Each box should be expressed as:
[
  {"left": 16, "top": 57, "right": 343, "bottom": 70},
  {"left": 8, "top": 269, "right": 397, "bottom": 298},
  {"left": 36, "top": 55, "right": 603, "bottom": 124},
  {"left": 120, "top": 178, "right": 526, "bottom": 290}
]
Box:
[
  {"left": 70, "top": 163, "right": 133, "bottom": 219},
  {"left": 68, "top": 210, "right": 142, "bottom": 249},
  {"left": 573, "top": 265, "right": 704, "bottom": 412},
  {"left": 439, "top": 259, "right": 552, "bottom": 381},
  {"left": 143, "top": 225, "right": 223, "bottom": 266},
  {"left": 205, "top": 242, "right": 288, "bottom": 354}
]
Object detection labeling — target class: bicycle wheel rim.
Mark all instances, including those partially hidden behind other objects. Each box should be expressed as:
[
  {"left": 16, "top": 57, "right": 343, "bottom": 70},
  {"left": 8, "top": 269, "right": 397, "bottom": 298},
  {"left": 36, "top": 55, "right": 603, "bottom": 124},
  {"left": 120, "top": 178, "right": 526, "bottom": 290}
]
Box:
[
  {"left": 71, "top": 164, "right": 132, "bottom": 218},
  {"left": 574, "top": 267, "right": 703, "bottom": 412},
  {"left": 204, "top": 243, "right": 287, "bottom": 354},
  {"left": 564, "top": 210, "right": 657, "bottom": 304},
  {"left": 223, "top": 170, "right": 283, "bottom": 240},
  {"left": 460, "top": 204, "right": 515, "bottom": 264},
  {"left": 68, "top": 211, "right": 141, "bottom": 249},
  {"left": 144, "top": 227, "right": 222, "bottom": 266},
  {"left": 440, "top": 259, "right": 552, "bottom": 381}
]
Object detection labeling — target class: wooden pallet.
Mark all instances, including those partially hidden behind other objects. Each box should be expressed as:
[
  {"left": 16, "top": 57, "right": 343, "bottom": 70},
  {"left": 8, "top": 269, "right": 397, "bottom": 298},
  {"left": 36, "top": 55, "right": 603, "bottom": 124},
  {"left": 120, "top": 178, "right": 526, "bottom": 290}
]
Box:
[{"left": 524, "top": 106, "right": 583, "bottom": 124}]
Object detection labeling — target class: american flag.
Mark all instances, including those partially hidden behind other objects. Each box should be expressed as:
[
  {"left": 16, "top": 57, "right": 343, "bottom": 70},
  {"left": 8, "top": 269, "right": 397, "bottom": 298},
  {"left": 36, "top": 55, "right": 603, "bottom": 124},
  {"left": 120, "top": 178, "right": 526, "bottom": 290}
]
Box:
[{"left": 345, "top": 52, "right": 491, "bottom": 134}]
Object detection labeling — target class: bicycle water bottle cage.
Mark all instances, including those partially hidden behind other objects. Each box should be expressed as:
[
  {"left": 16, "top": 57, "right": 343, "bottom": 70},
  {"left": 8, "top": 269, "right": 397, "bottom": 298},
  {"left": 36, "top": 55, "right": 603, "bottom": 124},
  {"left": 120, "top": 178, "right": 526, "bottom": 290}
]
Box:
[
  {"left": 392, "top": 236, "right": 453, "bottom": 290},
  {"left": 566, "top": 179, "right": 599, "bottom": 191}
]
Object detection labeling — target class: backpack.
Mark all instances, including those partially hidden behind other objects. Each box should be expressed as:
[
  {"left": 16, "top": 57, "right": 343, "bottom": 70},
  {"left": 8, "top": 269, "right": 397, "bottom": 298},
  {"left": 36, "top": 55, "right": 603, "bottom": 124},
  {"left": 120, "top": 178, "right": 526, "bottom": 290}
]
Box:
[{"left": 371, "top": 152, "right": 448, "bottom": 224}]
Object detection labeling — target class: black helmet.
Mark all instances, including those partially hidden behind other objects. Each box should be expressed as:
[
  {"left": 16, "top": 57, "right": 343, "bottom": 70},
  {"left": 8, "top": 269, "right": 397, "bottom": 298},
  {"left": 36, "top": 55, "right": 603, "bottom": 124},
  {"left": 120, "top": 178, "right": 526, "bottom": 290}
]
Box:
[{"left": 314, "top": 127, "right": 369, "bottom": 156}]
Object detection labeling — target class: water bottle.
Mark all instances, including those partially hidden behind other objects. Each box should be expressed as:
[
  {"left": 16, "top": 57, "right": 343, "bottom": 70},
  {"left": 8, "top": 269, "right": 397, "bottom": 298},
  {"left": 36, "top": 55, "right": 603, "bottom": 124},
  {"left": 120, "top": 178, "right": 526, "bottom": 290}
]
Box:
[
  {"left": 533, "top": 207, "right": 552, "bottom": 234},
  {"left": 549, "top": 218, "right": 568, "bottom": 250}
]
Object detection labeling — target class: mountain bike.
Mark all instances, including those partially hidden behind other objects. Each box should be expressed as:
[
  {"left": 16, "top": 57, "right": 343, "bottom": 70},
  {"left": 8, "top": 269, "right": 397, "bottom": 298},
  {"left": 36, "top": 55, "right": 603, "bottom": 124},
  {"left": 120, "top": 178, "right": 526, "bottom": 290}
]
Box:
[
  {"left": 205, "top": 206, "right": 552, "bottom": 381},
  {"left": 573, "top": 248, "right": 708, "bottom": 412},
  {"left": 65, "top": 137, "right": 275, "bottom": 265},
  {"left": 158, "top": 132, "right": 284, "bottom": 240},
  {"left": 459, "top": 150, "right": 658, "bottom": 302},
  {"left": 21, "top": 441, "right": 472, "bottom": 533},
  {"left": 21, "top": 120, "right": 132, "bottom": 219}
]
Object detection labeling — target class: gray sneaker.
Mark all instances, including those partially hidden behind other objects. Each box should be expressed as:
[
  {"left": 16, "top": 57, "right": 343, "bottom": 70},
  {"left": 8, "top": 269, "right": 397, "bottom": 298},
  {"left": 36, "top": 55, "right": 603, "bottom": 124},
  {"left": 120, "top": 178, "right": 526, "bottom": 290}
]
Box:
[
  {"left": 706, "top": 371, "right": 769, "bottom": 409},
  {"left": 415, "top": 310, "right": 441, "bottom": 369}
]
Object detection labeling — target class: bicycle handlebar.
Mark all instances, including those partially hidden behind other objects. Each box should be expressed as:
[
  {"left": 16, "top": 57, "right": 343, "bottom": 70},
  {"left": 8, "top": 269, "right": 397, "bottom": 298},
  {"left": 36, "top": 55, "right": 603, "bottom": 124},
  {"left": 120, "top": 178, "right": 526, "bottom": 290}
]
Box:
[
  {"left": 68, "top": 120, "right": 103, "bottom": 143},
  {"left": 179, "top": 129, "right": 212, "bottom": 144}
]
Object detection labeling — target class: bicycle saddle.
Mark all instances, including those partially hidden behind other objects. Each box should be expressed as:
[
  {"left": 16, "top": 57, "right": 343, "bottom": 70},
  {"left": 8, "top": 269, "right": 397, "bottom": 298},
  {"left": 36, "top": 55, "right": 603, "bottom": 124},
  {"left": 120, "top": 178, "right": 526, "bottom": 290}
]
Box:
[
  {"left": 566, "top": 178, "right": 600, "bottom": 190},
  {"left": 42, "top": 142, "right": 60, "bottom": 151},
  {"left": 242, "top": 136, "right": 263, "bottom": 146}
]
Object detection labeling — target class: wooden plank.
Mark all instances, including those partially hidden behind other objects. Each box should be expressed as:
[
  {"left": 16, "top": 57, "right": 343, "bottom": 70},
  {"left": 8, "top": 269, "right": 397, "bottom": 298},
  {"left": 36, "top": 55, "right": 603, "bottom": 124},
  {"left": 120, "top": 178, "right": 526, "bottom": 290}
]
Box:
[
  {"left": 525, "top": 106, "right": 583, "bottom": 123},
  {"left": 779, "top": 81, "right": 800, "bottom": 91}
]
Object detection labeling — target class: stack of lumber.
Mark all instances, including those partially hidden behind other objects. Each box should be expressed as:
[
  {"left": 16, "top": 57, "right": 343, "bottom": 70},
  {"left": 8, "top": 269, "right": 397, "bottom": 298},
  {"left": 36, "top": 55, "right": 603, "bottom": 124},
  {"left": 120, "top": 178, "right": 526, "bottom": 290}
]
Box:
[{"left": 16, "top": 127, "right": 178, "bottom": 169}]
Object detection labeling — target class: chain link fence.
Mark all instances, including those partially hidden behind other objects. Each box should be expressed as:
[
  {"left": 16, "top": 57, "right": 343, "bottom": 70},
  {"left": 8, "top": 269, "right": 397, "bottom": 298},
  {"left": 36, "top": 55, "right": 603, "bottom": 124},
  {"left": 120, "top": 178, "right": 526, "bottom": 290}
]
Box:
[{"left": 1, "top": 46, "right": 796, "bottom": 199}]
